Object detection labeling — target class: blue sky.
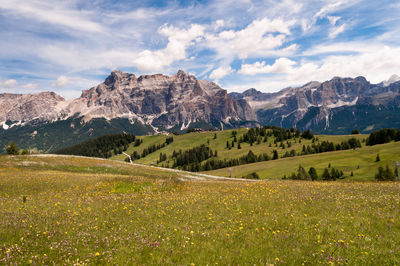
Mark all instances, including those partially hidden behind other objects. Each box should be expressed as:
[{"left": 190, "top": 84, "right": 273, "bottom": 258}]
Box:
[{"left": 0, "top": 0, "right": 399, "bottom": 99}]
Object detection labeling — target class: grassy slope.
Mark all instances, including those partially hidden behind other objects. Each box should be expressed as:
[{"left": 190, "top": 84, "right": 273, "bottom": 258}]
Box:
[
  {"left": 203, "top": 141, "right": 400, "bottom": 181},
  {"left": 109, "top": 129, "right": 388, "bottom": 180},
  {"left": 0, "top": 154, "right": 186, "bottom": 181},
  {"left": 111, "top": 128, "right": 367, "bottom": 165},
  {"left": 0, "top": 154, "right": 399, "bottom": 264}
]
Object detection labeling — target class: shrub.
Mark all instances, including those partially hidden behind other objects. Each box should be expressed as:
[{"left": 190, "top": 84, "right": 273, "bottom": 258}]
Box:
[{"left": 243, "top": 172, "right": 260, "bottom": 179}]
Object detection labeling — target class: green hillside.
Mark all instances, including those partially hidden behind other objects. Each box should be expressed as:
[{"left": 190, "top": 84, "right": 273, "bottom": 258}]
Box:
[
  {"left": 204, "top": 141, "right": 400, "bottom": 181},
  {"left": 109, "top": 127, "right": 390, "bottom": 180},
  {"left": 111, "top": 128, "right": 366, "bottom": 164}
]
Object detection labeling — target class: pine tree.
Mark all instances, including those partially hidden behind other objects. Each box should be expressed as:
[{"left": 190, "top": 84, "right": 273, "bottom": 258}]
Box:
[
  {"left": 308, "top": 167, "right": 318, "bottom": 181},
  {"left": 272, "top": 150, "right": 278, "bottom": 160},
  {"left": 376, "top": 154, "right": 380, "bottom": 162},
  {"left": 237, "top": 142, "right": 241, "bottom": 149},
  {"left": 5, "top": 142, "right": 19, "bottom": 155},
  {"left": 322, "top": 168, "right": 331, "bottom": 180},
  {"left": 297, "top": 165, "right": 310, "bottom": 180}
]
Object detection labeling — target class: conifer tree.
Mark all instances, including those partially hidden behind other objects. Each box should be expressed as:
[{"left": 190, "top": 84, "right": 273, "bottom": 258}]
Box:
[
  {"left": 5, "top": 142, "right": 19, "bottom": 155},
  {"left": 308, "top": 167, "right": 318, "bottom": 181},
  {"left": 272, "top": 150, "right": 278, "bottom": 160}
]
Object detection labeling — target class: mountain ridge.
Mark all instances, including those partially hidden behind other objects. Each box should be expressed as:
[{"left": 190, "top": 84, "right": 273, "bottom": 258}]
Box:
[
  {"left": 1, "top": 70, "right": 256, "bottom": 131},
  {"left": 230, "top": 75, "right": 400, "bottom": 133},
  {"left": 1, "top": 71, "right": 400, "bottom": 151}
]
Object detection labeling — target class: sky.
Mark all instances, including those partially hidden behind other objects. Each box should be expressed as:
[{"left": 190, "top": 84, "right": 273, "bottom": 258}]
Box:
[{"left": 0, "top": 0, "right": 400, "bottom": 99}]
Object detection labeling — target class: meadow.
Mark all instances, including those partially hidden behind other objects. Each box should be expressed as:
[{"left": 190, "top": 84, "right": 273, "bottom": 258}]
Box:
[
  {"left": 109, "top": 128, "right": 400, "bottom": 181},
  {"left": 111, "top": 128, "right": 366, "bottom": 166},
  {"left": 205, "top": 141, "right": 400, "bottom": 181},
  {"left": 1, "top": 155, "right": 399, "bottom": 264}
]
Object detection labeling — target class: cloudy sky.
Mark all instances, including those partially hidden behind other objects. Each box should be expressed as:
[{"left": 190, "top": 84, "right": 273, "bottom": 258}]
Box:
[{"left": 0, "top": 0, "right": 399, "bottom": 99}]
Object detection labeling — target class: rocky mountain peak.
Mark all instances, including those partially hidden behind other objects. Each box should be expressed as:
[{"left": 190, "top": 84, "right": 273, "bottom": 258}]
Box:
[
  {"left": 243, "top": 88, "right": 262, "bottom": 97},
  {"left": 176, "top": 69, "right": 188, "bottom": 77},
  {"left": 105, "top": 70, "right": 136, "bottom": 88},
  {"left": 59, "top": 70, "right": 256, "bottom": 130},
  {"left": 0, "top": 91, "right": 66, "bottom": 126}
]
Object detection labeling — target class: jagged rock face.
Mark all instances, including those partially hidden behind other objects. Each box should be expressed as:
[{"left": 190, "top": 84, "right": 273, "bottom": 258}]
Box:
[
  {"left": 0, "top": 70, "right": 256, "bottom": 132},
  {"left": 230, "top": 76, "right": 400, "bottom": 132},
  {"left": 64, "top": 70, "right": 256, "bottom": 129},
  {"left": 0, "top": 92, "right": 65, "bottom": 127}
]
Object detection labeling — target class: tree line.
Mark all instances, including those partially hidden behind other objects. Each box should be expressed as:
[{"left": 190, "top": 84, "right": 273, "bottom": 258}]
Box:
[
  {"left": 283, "top": 165, "right": 344, "bottom": 181},
  {"left": 186, "top": 137, "right": 361, "bottom": 173},
  {"left": 366, "top": 128, "right": 400, "bottom": 146},
  {"left": 300, "top": 138, "right": 361, "bottom": 155},
  {"left": 171, "top": 144, "right": 217, "bottom": 171},
  {"left": 131, "top": 136, "right": 174, "bottom": 160},
  {"left": 55, "top": 134, "right": 135, "bottom": 158},
  {"left": 238, "top": 126, "right": 310, "bottom": 146}
]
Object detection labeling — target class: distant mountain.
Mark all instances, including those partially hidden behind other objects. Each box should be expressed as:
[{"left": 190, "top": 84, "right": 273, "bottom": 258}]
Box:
[
  {"left": 64, "top": 70, "right": 256, "bottom": 130},
  {"left": 1, "top": 70, "right": 400, "bottom": 152},
  {"left": 0, "top": 91, "right": 65, "bottom": 127},
  {"left": 0, "top": 70, "right": 256, "bottom": 152},
  {"left": 230, "top": 76, "right": 400, "bottom": 134}
]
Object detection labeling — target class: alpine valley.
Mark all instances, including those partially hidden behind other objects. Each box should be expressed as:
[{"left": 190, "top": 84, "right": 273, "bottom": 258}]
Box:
[{"left": 1, "top": 70, "right": 400, "bottom": 152}]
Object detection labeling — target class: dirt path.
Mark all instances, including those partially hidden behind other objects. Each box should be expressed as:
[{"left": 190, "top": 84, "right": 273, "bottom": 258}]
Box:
[{"left": 31, "top": 154, "right": 260, "bottom": 182}]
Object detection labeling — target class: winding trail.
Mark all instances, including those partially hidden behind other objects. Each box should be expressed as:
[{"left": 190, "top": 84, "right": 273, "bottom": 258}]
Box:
[{"left": 31, "top": 154, "right": 260, "bottom": 182}]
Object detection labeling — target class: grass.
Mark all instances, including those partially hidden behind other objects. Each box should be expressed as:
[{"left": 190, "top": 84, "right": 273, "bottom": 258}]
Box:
[
  {"left": 110, "top": 129, "right": 367, "bottom": 166},
  {"left": 109, "top": 128, "right": 394, "bottom": 181},
  {"left": 0, "top": 155, "right": 185, "bottom": 181},
  {"left": 204, "top": 141, "right": 400, "bottom": 181},
  {"left": 0, "top": 155, "right": 400, "bottom": 264}
]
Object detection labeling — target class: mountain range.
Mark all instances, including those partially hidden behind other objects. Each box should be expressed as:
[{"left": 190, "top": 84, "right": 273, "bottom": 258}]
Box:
[
  {"left": 1, "top": 70, "right": 399, "bottom": 152},
  {"left": 230, "top": 74, "right": 400, "bottom": 134}
]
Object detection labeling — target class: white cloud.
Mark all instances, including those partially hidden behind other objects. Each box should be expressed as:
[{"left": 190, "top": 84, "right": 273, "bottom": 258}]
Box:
[
  {"left": 327, "top": 16, "right": 341, "bottom": 26},
  {"left": 234, "top": 44, "right": 400, "bottom": 91},
  {"left": 21, "top": 83, "right": 38, "bottom": 89},
  {"left": 38, "top": 45, "right": 140, "bottom": 73},
  {"left": 132, "top": 24, "right": 204, "bottom": 72},
  {"left": 284, "top": 45, "right": 400, "bottom": 85},
  {"left": 0, "top": 0, "right": 104, "bottom": 33},
  {"left": 214, "top": 19, "right": 224, "bottom": 30},
  {"left": 239, "top": 58, "right": 296, "bottom": 75},
  {"left": 302, "top": 42, "right": 363, "bottom": 56},
  {"left": 1, "top": 79, "right": 17, "bottom": 88},
  {"left": 329, "top": 23, "right": 347, "bottom": 39},
  {"left": 290, "top": 45, "right": 400, "bottom": 84},
  {"left": 209, "top": 66, "right": 233, "bottom": 80},
  {"left": 205, "top": 17, "right": 296, "bottom": 60},
  {"left": 53, "top": 75, "right": 69, "bottom": 88},
  {"left": 315, "top": 1, "right": 346, "bottom": 20}
]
